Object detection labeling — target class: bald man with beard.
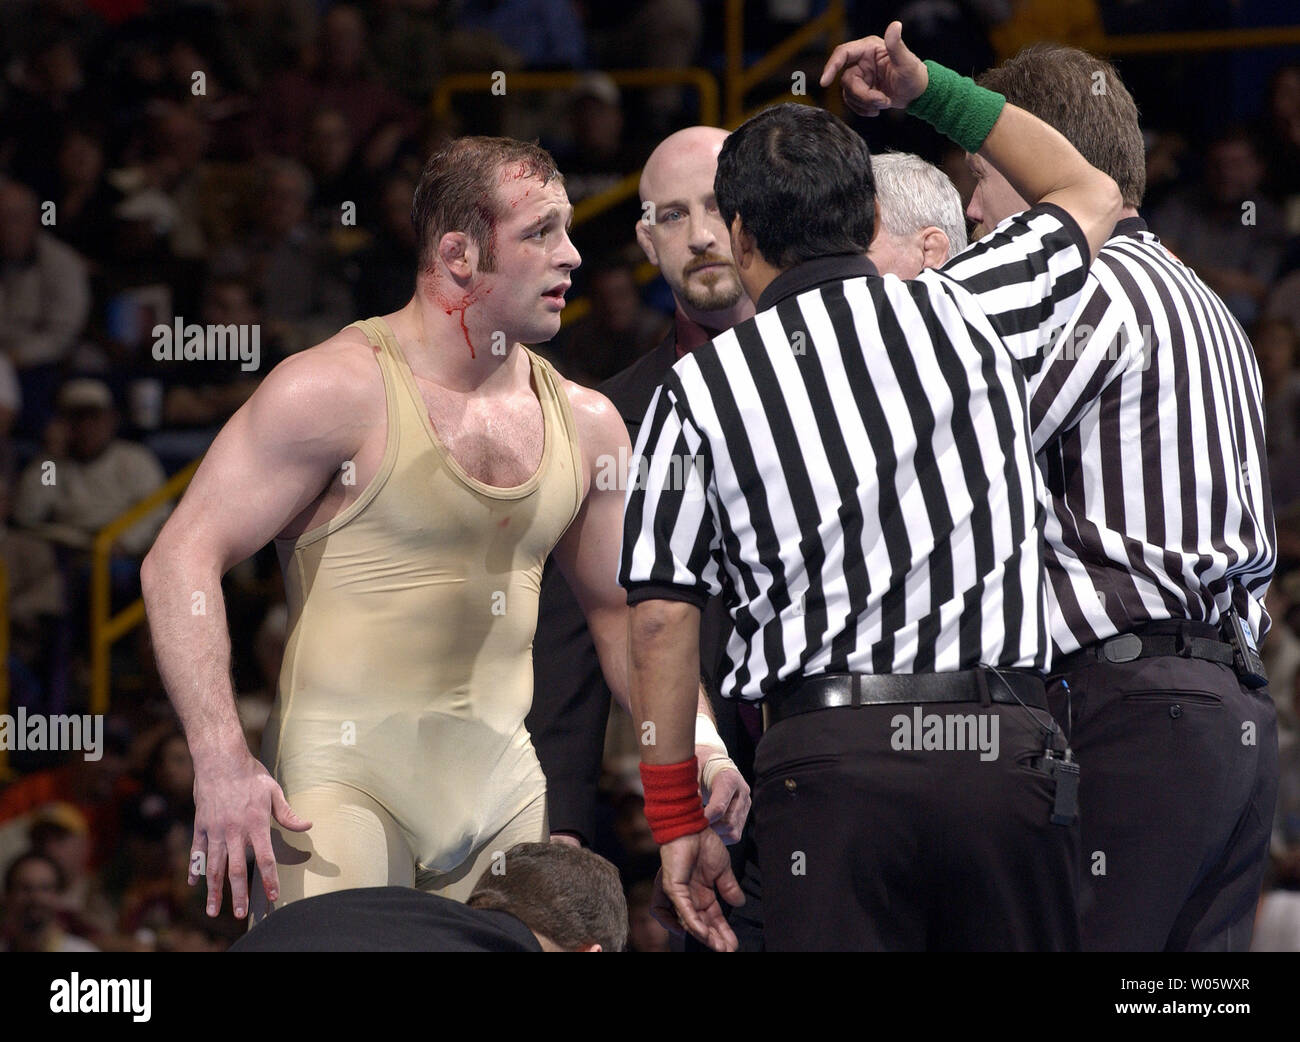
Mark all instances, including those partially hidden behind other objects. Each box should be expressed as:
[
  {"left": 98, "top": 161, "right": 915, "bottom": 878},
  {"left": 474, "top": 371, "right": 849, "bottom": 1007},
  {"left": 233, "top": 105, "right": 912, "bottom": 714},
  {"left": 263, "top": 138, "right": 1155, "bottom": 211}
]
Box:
[{"left": 529, "top": 130, "right": 759, "bottom": 945}]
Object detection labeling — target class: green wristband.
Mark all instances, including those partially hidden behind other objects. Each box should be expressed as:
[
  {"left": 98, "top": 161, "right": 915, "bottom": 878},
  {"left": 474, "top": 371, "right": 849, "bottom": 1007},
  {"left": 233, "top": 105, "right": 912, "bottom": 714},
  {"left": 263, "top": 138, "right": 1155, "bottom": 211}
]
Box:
[{"left": 906, "top": 59, "right": 1006, "bottom": 154}]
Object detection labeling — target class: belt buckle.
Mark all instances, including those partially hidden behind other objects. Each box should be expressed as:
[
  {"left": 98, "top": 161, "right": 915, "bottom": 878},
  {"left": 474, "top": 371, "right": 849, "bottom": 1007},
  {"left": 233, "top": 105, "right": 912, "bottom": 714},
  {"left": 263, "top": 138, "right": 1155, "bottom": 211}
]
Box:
[{"left": 1101, "top": 633, "right": 1143, "bottom": 663}]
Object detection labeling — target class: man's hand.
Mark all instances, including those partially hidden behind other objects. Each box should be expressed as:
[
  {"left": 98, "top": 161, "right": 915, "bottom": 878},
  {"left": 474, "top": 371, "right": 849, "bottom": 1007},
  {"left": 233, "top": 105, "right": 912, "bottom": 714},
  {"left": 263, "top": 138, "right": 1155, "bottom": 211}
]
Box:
[
  {"left": 819, "top": 21, "right": 929, "bottom": 116},
  {"left": 549, "top": 832, "right": 582, "bottom": 847},
  {"left": 697, "top": 746, "right": 751, "bottom": 844},
  {"left": 659, "top": 828, "right": 745, "bottom": 952},
  {"left": 190, "top": 752, "right": 311, "bottom": 919}
]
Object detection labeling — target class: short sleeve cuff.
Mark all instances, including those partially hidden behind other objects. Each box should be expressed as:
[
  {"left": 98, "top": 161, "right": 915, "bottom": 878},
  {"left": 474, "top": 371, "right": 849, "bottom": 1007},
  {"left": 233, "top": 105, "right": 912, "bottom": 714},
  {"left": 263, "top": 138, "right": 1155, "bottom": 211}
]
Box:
[
  {"left": 1030, "top": 202, "right": 1090, "bottom": 268},
  {"left": 624, "top": 581, "right": 711, "bottom": 610}
]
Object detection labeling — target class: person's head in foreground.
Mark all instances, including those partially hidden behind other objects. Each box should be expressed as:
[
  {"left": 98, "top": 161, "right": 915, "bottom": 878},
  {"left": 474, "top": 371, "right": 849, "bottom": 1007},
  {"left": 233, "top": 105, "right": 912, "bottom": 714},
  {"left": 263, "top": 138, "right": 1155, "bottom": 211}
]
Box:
[
  {"left": 967, "top": 44, "right": 1144, "bottom": 235},
  {"left": 867, "top": 151, "right": 968, "bottom": 278},
  {"left": 231, "top": 841, "right": 628, "bottom": 951},
  {"left": 466, "top": 841, "right": 628, "bottom": 952},
  {"left": 715, "top": 103, "right": 877, "bottom": 301},
  {"left": 411, "top": 135, "right": 581, "bottom": 349}
]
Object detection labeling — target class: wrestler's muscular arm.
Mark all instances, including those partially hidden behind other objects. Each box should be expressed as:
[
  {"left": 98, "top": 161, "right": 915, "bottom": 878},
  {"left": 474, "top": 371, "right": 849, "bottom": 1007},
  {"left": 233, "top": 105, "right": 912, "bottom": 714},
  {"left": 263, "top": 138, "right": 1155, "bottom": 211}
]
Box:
[
  {"left": 140, "top": 337, "right": 378, "bottom": 919},
  {"left": 551, "top": 382, "right": 751, "bottom": 843}
]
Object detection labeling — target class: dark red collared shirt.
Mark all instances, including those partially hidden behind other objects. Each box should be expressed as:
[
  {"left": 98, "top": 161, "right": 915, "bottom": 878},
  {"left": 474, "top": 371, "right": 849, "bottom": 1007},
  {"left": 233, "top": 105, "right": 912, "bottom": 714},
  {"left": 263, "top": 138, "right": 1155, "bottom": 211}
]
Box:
[{"left": 674, "top": 307, "right": 721, "bottom": 360}]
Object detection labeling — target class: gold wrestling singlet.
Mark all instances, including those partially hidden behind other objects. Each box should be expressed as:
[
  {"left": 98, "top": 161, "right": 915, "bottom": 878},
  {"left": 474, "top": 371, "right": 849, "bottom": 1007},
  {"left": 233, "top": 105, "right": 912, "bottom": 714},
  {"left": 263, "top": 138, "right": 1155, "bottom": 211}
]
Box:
[{"left": 258, "top": 316, "right": 583, "bottom": 910}]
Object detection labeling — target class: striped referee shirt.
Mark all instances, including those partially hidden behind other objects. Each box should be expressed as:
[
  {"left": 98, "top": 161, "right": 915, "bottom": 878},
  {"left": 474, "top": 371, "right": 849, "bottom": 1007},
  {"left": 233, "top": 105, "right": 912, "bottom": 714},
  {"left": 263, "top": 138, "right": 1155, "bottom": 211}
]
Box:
[
  {"left": 620, "top": 203, "right": 1092, "bottom": 702},
  {"left": 947, "top": 215, "right": 1275, "bottom": 655}
]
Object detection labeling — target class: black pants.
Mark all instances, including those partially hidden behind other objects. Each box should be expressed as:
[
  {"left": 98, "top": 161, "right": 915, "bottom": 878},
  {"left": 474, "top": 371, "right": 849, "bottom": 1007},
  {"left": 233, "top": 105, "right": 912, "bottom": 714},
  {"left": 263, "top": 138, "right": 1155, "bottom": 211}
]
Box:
[
  {"left": 1047, "top": 654, "right": 1278, "bottom": 951},
  {"left": 753, "top": 698, "right": 1079, "bottom": 951}
]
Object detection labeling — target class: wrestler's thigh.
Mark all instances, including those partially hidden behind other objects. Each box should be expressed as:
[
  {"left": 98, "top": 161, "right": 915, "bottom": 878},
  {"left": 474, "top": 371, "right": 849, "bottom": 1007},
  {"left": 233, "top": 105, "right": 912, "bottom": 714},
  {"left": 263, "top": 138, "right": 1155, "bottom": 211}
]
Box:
[{"left": 251, "top": 785, "right": 415, "bottom": 921}]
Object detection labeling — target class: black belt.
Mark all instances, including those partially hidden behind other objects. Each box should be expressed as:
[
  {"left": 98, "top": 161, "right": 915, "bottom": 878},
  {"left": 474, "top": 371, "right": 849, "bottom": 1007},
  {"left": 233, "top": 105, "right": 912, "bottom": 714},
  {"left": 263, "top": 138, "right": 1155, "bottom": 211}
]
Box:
[
  {"left": 762, "top": 668, "right": 1048, "bottom": 729},
  {"left": 1052, "top": 621, "right": 1235, "bottom": 677}
]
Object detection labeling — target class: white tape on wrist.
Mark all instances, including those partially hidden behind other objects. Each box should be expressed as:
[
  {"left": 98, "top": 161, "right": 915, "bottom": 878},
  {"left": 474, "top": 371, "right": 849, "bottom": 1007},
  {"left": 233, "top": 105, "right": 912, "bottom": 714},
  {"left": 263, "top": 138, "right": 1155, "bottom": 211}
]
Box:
[
  {"left": 694, "top": 712, "right": 724, "bottom": 751},
  {"left": 700, "top": 753, "right": 736, "bottom": 791}
]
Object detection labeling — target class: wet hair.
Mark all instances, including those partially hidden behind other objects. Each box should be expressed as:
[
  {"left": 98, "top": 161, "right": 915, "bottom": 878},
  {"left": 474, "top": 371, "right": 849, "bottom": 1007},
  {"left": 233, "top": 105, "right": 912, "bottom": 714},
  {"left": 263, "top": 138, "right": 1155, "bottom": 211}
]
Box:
[{"left": 412, "top": 136, "right": 562, "bottom": 273}]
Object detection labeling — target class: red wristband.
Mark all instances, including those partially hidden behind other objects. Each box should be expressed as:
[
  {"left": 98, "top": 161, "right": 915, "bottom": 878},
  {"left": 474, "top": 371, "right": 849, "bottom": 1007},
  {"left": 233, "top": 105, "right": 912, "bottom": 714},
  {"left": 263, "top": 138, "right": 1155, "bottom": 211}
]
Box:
[{"left": 640, "top": 758, "right": 708, "bottom": 844}]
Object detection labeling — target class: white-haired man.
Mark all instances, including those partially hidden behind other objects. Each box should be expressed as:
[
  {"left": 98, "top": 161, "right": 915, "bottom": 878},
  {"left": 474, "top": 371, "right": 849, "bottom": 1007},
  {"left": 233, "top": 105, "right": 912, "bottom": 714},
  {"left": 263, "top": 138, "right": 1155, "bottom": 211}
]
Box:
[{"left": 867, "top": 151, "right": 968, "bottom": 278}]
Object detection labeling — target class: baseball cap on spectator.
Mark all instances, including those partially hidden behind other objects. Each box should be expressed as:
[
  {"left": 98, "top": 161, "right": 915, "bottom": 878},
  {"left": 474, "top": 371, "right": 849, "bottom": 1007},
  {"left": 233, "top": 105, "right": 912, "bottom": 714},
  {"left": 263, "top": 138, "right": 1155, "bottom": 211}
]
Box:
[
  {"left": 31, "top": 802, "right": 90, "bottom": 836},
  {"left": 56, "top": 378, "right": 113, "bottom": 413},
  {"left": 113, "top": 189, "right": 178, "bottom": 236}
]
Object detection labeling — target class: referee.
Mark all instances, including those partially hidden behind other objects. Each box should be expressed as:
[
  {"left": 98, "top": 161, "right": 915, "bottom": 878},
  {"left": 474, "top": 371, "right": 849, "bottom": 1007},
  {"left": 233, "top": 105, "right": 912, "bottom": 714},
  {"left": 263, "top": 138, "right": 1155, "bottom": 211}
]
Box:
[
  {"left": 963, "top": 46, "right": 1278, "bottom": 952},
  {"left": 624, "top": 22, "right": 1121, "bottom": 952}
]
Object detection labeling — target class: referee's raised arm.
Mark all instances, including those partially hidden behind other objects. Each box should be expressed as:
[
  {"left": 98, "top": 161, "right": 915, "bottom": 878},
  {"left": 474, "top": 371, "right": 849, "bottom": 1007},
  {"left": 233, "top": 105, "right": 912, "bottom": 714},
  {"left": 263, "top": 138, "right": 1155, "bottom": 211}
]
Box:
[{"left": 822, "top": 21, "right": 1121, "bottom": 260}]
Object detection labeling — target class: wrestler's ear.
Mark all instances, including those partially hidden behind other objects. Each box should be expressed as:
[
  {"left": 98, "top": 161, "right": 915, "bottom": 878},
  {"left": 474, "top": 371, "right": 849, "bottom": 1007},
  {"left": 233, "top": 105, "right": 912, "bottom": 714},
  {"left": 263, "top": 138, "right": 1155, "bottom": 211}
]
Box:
[{"left": 438, "top": 231, "right": 473, "bottom": 279}]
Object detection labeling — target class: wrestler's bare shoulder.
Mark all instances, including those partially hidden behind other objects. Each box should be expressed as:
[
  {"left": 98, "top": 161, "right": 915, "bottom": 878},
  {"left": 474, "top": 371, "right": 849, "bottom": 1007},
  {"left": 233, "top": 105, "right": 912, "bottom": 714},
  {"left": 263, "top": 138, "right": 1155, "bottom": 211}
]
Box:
[
  {"left": 250, "top": 326, "right": 387, "bottom": 426},
  {"left": 556, "top": 377, "right": 630, "bottom": 464}
]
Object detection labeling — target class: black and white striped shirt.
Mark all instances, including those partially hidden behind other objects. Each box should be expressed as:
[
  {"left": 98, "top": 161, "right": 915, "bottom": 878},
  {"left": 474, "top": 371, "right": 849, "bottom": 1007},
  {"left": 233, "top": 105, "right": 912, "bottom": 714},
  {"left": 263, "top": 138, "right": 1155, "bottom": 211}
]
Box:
[
  {"left": 951, "top": 215, "right": 1274, "bottom": 655},
  {"left": 620, "top": 204, "right": 1091, "bottom": 701}
]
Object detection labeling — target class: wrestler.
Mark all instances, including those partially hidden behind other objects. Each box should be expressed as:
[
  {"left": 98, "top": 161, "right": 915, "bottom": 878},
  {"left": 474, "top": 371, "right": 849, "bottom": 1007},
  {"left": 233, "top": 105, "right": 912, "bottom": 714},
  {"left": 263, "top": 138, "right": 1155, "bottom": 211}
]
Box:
[{"left": 140, "top": 136, "right": 749, "bottom": 921}]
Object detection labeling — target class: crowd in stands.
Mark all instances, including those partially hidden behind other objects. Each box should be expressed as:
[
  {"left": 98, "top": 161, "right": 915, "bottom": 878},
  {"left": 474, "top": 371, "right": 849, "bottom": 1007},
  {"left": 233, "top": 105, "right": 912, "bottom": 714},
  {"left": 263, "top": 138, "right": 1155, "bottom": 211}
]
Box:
[{"left": 0, "top": 0, "right": 1296, "bottom": 952}]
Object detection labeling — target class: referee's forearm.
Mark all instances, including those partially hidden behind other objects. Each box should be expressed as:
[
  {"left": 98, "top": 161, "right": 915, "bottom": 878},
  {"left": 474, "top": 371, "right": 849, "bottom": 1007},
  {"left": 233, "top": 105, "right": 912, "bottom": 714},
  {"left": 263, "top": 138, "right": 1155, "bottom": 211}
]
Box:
[
  {"left": 628, "top": 600, "right": 702, "bottom": 765},
  {"left": 979, "top": 104, "right": 1122, "bottom": 261}
]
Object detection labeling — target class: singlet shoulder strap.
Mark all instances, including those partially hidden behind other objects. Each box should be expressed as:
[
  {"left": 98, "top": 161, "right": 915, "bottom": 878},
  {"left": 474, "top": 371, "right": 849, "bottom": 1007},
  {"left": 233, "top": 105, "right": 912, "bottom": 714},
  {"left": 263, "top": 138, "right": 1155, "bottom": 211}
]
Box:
[{"left": 525, "top": 348, "right": 585, "bottom": 521}]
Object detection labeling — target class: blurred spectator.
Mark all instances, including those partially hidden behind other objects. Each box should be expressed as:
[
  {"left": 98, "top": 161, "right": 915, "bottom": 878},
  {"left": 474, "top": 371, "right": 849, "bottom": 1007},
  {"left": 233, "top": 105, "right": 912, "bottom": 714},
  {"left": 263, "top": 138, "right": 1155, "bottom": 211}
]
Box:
[
  {"left": 1266, "top": 270, "right": 1300, "bottom": 331},
  {"left": 255, "top": 4, "right": 416, "bottom": 172},
  {"left": 0, "top": 180, "right": 92, "bottom": 432},
  {"left": 48, "top": 125, "right": 121, "bottom": 266},
  {"left": 222, "top": 0, "right": 320, "bottom": 93},
  {"left": 345, "top": 170, "right": 417, "bottom": 318},
  {"left": 0, "top": 851, "right": 98, "bottom": 952},
  {"left": 368, "top": 0, "right": 448, "bottom": 103},
  {"left": 1272, "top": 668, "right": 1300, "bottom": 889},
  {"left": 544, "top": 257, "right": 668, "bottom": 384},
  {"left": 556, "top": 74, "right": 647, "bottom": 206},
  {"left": 0, "top": 449, "right": 65, "bottom": 672},
  {"left": 113, "top": 102, "right": 214, "bottom": 261},
  {"left": 4, "top": 1, "right": 105, "bottom": 72},
  {"left": 14, "top": 378, "right": 167, "bottom": 555},
  {"left": 459, "top": 0, "right": 586, "bottom": 68},
  {"left": 139, "top": 274, "right": 262, "bottom": 468},
  {"left": 122, "top": 727, "right": 195, "bottom": 841},
  {"left": 212, "top": 158, "right": 353, "bottom": 354},
  {"left": 1263, "top": 584, "right": 1300, "bottom": 729},
  {"left": 1261, "top": 64, "right": 1300, "bottom": 223},
  {"left": 0, "top": 720, "right": 134, "bottom": 869},
  {"left": 588, "top": 0, "right": 701, "bottom": 131},
  {"left": 1256, "top": 318, "right": 1300, "bottom": 510},
  {"left": 0, "top": 34, "right": 103, "bottom": 193},
  {"left": 26, "top": 802, "right": 120, "bottom": 944},
  {"left": 1153, "top": 128, "right": 1286, "bottom": 325},
  {"left": 303, "top": 108, "right": 370, "bottom": 238},
  {"left": 91, "top": 189, "right": 204, "bottom": 378},
  {"left": 1140, "top": 129, "right": 1188, "bottom": 215}
]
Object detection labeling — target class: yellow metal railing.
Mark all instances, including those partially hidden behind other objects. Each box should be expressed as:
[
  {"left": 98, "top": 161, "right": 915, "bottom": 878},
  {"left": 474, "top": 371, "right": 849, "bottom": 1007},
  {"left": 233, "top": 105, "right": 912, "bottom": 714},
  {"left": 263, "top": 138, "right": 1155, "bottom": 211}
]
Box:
[
  {"left": 1102, "top": 25, "right": 1300, "bottom": 55},
  {"left": 433, "top": 68, "right": 720, "bottom": 127},
  {"left": 726, "top": 0, "right": 846, "bottom": 124},
  {"left": 90, "top": 458, "right": 200, "bottom": 716}
]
